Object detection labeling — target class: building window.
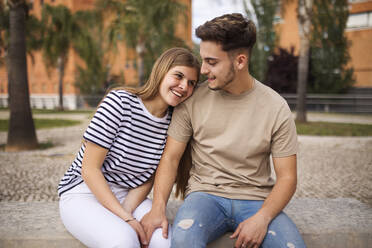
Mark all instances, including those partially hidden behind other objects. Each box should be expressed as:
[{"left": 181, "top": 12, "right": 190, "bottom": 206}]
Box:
[
  {"left": 348, "top": 0, "right": 369, "bottom": 3},
  {"left": 32, "top": 83, "right": 37, "bottom": 92},
  {"left": 347, "top": 12, "right": 372, "bottom": 29}
]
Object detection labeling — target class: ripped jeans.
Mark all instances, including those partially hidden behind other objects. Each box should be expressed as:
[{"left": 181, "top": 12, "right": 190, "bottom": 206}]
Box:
[{"left": 171, "top": 192, "right": 306, "bottom": 248}]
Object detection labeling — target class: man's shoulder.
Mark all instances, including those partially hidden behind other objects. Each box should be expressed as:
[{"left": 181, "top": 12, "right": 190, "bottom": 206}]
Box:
[
  {"left": 182, "top": 81, "right": 210, "bottom": 105},
  {"left": 193, "top": 81, "right": 210, "bottom": 97},
  {"left": 255, "top": 80, "right": 288, "bottom": 106}
]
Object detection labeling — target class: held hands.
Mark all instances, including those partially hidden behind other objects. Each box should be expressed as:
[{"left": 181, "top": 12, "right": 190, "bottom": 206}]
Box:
[
  {"left": 126, "top": 218, "right": 148, "bottom": 248},
  {"left": 140, "top": 209, "right": 169, "bottom": 243},
  {"left": 230, "top": 212, "right": 270, "bottom": 248}
]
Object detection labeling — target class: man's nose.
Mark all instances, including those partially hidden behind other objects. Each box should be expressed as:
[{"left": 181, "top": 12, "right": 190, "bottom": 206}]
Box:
[{"left": 200, "top": 62, "right": 209, "bottom": 75}]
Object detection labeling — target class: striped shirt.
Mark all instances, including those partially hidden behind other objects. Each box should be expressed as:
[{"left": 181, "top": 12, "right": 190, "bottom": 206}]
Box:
[{"left": 58, "top": 90, "right": 172, "bottom": 196}]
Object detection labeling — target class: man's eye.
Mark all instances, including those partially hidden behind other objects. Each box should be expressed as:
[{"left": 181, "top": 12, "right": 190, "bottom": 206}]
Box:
[{"left": 207, "top": 60, "right": 217, "bottom": 66}]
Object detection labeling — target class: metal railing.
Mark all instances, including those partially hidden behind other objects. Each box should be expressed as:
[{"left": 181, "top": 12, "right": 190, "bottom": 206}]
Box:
[{"left": 282, "top": 94, "right": 372, "bottom": 113}]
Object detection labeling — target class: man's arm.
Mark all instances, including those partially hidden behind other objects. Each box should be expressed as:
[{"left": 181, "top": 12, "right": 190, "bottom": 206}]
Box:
[
  {"left": 230, "top": 154, "right": 297, "bottom": 248},
  {"left": 140, "top": 136, "right": 187, "bottom": 241},
  {"left": 121, "top": 176, "right": 154, "bottom": 214}
]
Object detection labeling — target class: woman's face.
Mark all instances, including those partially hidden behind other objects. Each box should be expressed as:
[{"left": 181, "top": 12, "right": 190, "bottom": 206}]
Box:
[{"left": 158, "top": 65, "right": 198, "bottom": 107}]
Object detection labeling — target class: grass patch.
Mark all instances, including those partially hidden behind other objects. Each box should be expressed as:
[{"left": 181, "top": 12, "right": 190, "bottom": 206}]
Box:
[
  {"left": 32, "top": 109, "right": 94, "bottom": 114},
  {"left": 0, "top": 108, "right": 93, "bottom": 114},
  {"left": 296, "top": 121, "right": 372, "bottom": 136},
  {"left": 0, "top": 119, "right": 81, "bottom": 132},
  {"left": 0, "top": 141, "right": 55, "bottom": 151}
]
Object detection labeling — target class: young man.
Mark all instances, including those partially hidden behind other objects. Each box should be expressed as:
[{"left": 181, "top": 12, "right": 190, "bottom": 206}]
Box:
[{"left": 141, "top": 13, "right": 306, "bottom": 248}]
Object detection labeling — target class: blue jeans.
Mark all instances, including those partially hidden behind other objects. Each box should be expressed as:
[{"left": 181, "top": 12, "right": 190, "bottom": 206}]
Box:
[{"left": 171, "top": 192, "right": 306, "bottom": 248}]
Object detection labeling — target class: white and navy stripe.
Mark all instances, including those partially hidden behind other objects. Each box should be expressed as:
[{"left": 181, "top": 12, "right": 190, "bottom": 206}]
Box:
[{"left": 58, "top": 90, "right": 172, "bottom": 196}]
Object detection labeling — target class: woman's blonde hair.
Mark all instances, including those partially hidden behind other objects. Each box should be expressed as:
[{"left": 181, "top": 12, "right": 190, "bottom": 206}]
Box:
[
  {"left": 175, "top": 142, "right": 193, "bottom": 199},
  {"left": 112, "top": 47, "right": 200, "bottom": 100},
  {"left": 104, "top": 47, "right": 200, "bottom": 199}
]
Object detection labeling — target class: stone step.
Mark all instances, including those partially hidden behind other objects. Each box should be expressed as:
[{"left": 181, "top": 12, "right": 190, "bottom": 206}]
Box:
[{"left": 0, "top": 198, "right": 371, "bottom": 248}]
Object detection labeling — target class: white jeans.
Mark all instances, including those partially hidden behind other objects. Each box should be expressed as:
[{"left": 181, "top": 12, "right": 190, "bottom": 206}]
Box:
[{"left": 59, "top": 182, "right": 171, "bottom": 248}]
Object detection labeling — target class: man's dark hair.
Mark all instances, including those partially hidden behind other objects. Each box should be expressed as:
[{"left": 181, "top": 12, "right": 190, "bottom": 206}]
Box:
[{"left": 195, "top": 13, "right": 256, "bottom": 55}]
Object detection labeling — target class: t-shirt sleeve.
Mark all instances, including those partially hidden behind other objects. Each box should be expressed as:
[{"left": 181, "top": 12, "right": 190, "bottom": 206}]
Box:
[
  {"left": 83, "top": 91, "right": 124, "bottom": 149},
  {"left": 167, "top": 103, "right": 192, "bottom": 143},
  {"left": 271, "top": 103, "right": 298, "bottom": 158}
]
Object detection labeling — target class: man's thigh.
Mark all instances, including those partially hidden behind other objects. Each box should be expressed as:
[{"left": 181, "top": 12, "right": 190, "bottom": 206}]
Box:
[
  {"left": 171, "top": 192, "right": 231, "bottom": 247},
  {"left": 232, "top": 200, "right": 306, "bottom": 248}
]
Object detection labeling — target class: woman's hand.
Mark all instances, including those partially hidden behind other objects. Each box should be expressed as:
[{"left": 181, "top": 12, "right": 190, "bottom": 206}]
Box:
[{"left": 127, "top": 219, "right": 149, "bottom": 248}]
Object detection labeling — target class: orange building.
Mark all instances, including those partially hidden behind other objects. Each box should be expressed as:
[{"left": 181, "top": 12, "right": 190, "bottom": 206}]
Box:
[
  {"left": 275, "top": 0, "right": 372, "bottom": 89},
  {"left": 0, "top": 0, "right": 192, "bottom": 109}
]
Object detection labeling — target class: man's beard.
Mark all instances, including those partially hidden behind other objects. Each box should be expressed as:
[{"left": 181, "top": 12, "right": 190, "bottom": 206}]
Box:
[{"left": 208, "top": 63, "right": 235, "bottom": 91}]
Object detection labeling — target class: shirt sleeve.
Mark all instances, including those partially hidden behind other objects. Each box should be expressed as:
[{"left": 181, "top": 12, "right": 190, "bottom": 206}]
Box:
[
  {"left": 167, "top": 103, "right": 192, "bottom": 143},
  {"left": 83, "top": 91, "right": 124, "bottom": 149},
  {"left": 271, "top": 103, "right": 298, "bottom": 158}
]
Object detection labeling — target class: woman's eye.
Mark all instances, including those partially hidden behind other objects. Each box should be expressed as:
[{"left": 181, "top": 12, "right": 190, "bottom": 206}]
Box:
[
  {"left": 188, "top": 81, "right": 196, "bottom": 87},
  {"left": 175, "top": 74, "right": 183, "bottom": 79}
]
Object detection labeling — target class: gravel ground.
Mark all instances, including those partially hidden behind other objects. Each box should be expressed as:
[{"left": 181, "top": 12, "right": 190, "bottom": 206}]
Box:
[{"left": 0, "top": 112, "right": 371, "bottom": 205}]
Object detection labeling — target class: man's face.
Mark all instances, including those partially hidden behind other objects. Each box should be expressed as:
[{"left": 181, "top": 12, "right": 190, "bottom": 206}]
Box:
[{"left": 199, "top": 41, "right": 236, "bottom": 91}]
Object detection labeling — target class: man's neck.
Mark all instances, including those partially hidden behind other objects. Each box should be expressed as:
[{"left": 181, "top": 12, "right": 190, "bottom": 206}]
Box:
[{"left": 223, "top": 72, "right": 254, "bottom": 95}]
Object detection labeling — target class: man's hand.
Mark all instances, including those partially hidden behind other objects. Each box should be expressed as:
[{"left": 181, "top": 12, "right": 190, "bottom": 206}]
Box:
[
  {"left": 140, "top": 209, "right": 169, "bottom": 243},
  {"left": 127, "top": 219, "right": 148, "bottom": 248},
  {"left": 230, "top": 212, "right": 270, "bottom": 248}
]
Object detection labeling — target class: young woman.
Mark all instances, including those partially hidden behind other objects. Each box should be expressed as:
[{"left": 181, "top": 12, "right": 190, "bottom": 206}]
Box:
[{"left": 58, "top": 47, "right": 200, "bottom": 248}]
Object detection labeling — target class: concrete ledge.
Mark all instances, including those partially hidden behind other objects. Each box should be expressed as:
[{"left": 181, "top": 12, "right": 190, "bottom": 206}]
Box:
[{"left": 0, "top": 198, "right": 371, "bottom": 248}]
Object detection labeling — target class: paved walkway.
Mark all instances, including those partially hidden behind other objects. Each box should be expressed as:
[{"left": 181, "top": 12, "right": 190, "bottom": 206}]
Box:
[{"left": 0, "top": 111, "right": 371, "bottom": 206}]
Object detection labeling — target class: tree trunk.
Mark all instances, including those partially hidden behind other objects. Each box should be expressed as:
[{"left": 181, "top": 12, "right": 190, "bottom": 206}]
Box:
[
  {"left": 6, "top": 2, "right": 38, "bottom": 151},
  {"left": 136, "top": 43, "right": 145, "bottom": 86},
  {"left": 296, "top": 36, "right": 310, "bottom": 122},
  {"left": 57, "top": 56, "right": 65, "bottom": 110},
  {"left": 296, "top": 0, "right": 313, "bottom": 123}
]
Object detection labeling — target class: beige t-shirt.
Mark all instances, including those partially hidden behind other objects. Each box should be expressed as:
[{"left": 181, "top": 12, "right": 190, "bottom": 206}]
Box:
[{"left": 168, "top": 80, "right": 298, "bottom": 200}]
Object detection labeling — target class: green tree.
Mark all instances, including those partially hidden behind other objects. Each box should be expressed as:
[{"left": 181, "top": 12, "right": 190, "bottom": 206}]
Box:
[
  {"left": 73, "top": 9, "right": 110, "bottom": 96},
  {"left": 6, "top": 0, "right": 38, "bottom": 151},
  {"left": 244, "top": 0, "right": 280, "bottom": 82},
  {"left": 100, "top": 0, "right": 187, "bottom": 85},
  {"left": 40, "top": 4, "right": 82, "bottom": 110},
  {"left": 1, "top": 3, "right": 43, "bottom": 85},
  {"left": 309, "top": 0, "right": 354, "bottom": 93},
  {"left": 0, "top": 2, "right": 9, "bottom": 67}
]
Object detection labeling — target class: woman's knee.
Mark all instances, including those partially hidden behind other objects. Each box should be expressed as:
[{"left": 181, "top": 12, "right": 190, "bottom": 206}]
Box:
[
  {"left": 149, "top": 227, "right": 171, "bottom": 248},
  {"left": 96, "top": 232, "right": 140, "bottom": 248}
]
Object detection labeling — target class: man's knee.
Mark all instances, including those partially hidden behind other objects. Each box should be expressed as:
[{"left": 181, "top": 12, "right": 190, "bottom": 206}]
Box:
[
  {"left": 261, "top": 212, "right": 306, "bottom": 248},
  {"left": 171, "top": 227, "right": 191, "bottom": 248},
  {"left": 171, "top": 218, "right": 206, "bottom": 248}
]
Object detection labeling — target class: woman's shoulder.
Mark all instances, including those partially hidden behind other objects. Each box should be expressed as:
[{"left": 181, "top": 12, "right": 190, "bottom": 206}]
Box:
[{"left": 106, "top": 89, "right": 140, "bottom": 104}]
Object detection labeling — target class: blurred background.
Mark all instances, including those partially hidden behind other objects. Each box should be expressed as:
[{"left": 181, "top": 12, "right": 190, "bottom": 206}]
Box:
[
  {"left": 0, "top": 0, "right": 371, "bottom": 226},
  {"left": 1, "top": 0, "right": 371, "bottom": 110}
]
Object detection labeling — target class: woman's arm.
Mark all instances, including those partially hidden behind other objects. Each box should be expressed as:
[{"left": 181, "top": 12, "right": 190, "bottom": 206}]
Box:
[
  {"left": 121, "top": 176, "right": 154, "bottom": 214},
  {"left": 81, "top": 141, "right": 148, "bottom": 246}
]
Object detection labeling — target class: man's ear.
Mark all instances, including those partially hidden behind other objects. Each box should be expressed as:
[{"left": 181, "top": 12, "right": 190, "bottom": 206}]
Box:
[{"left": 235, "top": 53, "right": 248, "bottom": 70}]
